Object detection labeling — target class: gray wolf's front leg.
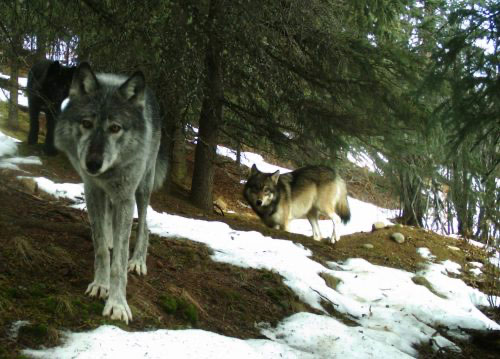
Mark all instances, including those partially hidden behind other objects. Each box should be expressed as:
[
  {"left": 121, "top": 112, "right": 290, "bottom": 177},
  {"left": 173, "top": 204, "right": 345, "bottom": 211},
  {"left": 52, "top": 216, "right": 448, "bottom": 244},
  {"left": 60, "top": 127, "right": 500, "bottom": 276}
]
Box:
[
  {"left": 103, "top": 198, "right": 134, "bottom": 323},
  {"left": 128, "top": 174, "right": 153, "bottom": 275},
  {"left": 84, "top": 184, "right": 111, "bottom": 299}
]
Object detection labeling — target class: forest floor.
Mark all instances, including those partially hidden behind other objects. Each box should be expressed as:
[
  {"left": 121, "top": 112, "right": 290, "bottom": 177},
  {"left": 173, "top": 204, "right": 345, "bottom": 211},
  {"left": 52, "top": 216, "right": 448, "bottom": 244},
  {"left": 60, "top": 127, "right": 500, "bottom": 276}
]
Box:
[{"left": 0, "top": 109, "right": 499, "bottom": 358}]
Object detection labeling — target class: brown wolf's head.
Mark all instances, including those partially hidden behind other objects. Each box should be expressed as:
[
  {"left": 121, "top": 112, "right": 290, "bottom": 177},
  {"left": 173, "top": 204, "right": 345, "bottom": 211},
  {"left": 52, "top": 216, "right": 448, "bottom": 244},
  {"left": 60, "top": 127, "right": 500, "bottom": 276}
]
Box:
[{"left": 243, "top": 164, "right": 280, "bottom": 214}]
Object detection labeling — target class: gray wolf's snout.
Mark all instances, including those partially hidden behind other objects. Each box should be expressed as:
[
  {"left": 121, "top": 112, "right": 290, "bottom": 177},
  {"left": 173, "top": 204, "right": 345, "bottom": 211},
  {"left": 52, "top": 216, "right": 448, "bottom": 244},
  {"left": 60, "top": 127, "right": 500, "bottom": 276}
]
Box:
[
  {"left": 86, "top": 152, "right": 103, "bottom": 174},
  {"left": 256, "top": 199, "right": 263, "bottom": 206},
  {"left": 86, "top": 134, "right": 105, "bottom": 174}
]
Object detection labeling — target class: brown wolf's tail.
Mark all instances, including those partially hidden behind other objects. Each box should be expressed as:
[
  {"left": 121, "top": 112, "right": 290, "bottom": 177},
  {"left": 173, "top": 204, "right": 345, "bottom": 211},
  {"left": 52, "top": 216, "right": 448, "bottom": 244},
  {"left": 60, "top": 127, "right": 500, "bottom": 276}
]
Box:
[{"left": 336, "top": 181, "right": 351, "bottom": 224}]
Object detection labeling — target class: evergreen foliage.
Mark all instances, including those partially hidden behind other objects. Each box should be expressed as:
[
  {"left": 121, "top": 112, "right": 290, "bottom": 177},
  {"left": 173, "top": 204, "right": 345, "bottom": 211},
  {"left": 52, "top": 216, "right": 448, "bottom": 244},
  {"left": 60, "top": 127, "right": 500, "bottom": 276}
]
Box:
[{"left": 0, "top": 0, "right": 497, "bottom": 240}]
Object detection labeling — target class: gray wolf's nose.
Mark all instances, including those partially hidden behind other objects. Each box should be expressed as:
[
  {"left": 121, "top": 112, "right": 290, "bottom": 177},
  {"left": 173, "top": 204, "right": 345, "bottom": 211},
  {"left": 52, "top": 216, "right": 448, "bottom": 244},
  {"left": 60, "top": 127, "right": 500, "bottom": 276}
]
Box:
[{"left": 86, "top": 154, "right": 103, "bottom": 174}]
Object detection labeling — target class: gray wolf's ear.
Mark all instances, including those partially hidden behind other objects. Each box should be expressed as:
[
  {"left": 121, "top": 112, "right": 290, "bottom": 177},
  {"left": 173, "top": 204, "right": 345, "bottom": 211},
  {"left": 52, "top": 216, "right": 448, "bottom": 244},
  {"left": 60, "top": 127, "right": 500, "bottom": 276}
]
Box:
[
  {"left": 250, "top": 164, "right": 259, "bottom": 176},
  {"left": 271, "top": 170, "right": 280, "bottom": 184},
  {"left": 119, "top": 71, "right": 145, "bottom": 108},
  {"left": 69, "top": 62, "right": 99, "bottom": 99}
]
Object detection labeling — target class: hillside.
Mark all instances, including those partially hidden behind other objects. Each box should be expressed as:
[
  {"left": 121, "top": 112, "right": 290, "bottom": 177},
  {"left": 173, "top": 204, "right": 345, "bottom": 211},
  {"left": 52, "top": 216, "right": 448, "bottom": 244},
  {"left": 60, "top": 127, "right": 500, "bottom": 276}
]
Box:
[{"left": 0, "top": 106, "right": 499, "bottom": 358}]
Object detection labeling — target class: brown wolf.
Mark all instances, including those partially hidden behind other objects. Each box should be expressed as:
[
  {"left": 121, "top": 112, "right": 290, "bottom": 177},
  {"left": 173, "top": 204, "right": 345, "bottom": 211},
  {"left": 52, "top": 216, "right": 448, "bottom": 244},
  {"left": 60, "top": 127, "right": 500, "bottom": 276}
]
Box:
[{"left": 244, "top": 165, "right": 350, "bottom": 242}]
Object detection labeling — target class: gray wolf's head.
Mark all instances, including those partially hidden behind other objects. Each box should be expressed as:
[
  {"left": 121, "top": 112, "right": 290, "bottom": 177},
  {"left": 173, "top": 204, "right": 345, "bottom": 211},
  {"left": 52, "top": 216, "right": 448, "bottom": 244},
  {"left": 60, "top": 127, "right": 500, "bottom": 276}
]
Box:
[
  {"left": 56, "top": 62, "right": 147, "bottom": 176},
  {"left": 243, "top": 164, "right": 280, "bottom": 210}
]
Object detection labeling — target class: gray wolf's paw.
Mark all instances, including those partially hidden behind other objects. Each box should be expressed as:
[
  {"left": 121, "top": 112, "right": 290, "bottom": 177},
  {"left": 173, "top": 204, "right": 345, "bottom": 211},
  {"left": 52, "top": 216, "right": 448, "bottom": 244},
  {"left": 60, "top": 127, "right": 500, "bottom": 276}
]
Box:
[
  {"left": 320, "top": 237, "right": 338, "bottom": 245},
  {"left": 128, "top": 258, "right": 147, "bottom": 276},
  {"left": 103, "top": 297, "right": 133, "bottom": 324},
  {"left": 85, "top": 282, "right": 109, "bottom": 299}
]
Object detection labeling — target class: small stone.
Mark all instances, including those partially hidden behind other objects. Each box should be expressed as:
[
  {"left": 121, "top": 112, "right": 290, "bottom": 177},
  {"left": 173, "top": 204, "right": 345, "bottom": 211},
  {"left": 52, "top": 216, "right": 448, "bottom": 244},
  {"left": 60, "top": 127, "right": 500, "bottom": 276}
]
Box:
[
  {"left": 363, "top": 243, "right": 374, "bottom": 249},
  {"left": 391, "top": 232, "right": 405, "bottom": 244},
  {"left": 372, "top": 222, "right": 386, "bottom": 231}
]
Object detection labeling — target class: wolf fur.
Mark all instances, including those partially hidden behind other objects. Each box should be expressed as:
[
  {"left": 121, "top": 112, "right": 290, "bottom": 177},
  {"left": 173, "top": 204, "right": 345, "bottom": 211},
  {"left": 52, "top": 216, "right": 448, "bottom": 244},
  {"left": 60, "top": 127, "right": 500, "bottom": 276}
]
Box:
[
  {"left": 54, "top": 62, "right": 168, "bottom": 323},
  {"left": 27, "top": 60, "right": 75, "bottom": 155},
  {"left": 244, "top": 164, "right": 350, "bottom": 243}
]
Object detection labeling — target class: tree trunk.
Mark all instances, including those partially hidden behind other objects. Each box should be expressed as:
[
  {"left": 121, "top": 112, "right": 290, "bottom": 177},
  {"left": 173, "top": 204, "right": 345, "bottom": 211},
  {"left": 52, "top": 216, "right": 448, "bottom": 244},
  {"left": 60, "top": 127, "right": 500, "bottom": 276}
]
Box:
[
  {"left": 165, "top": 99, "right": 187, "bottom": 187},
  {"left": 170, "top": 121, "right": 187, "bottom": 186},
  {"left": 236, "top": 140, "right": 241, "bottom": 171},
  {"left": 35, "top": 33, "right": 47, "bottom": 62},
  {"left": 7, "top": 60, "right": 19, "bottom": 130},
  {"left": 450, "top": 160, "right": 475, "bottom": 238},
  {"left": 190, "top": 0, "right": 224, "bottom": 211},
  {"left": 399, "top": 166, "right": 423, "bottom": 227}
]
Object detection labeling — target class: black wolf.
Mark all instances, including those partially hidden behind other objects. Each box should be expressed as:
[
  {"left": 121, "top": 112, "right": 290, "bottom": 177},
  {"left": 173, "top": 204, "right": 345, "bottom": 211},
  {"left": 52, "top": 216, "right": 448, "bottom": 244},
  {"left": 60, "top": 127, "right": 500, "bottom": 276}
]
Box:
[{"left": 27, "top": 60, "right": 75, "bottom": 155}]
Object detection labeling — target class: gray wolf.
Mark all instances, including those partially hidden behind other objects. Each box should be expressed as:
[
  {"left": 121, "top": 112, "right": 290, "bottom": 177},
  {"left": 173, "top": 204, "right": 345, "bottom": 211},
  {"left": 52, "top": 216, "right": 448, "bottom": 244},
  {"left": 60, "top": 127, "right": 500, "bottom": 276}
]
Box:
[
  {"left": 27, "top": 60, "right": 76, "bottom": 155},
  {"left": 55, "top": 62, "right": 168, "bottom": 323},
  {"left": 244, "top": 164, "right": 350, "bottom": 243}
]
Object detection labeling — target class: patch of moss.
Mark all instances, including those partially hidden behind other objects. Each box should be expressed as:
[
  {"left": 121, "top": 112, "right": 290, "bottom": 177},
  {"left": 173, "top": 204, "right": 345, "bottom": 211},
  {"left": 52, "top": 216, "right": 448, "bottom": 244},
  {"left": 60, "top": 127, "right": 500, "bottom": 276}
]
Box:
[
  {"left": 266, "top": 287, "right": 288, "bottom": 302},
  {"left": 41, "top": 296, "right": 59, "bottom": 314},
  {"left": 159, "top": 294, "right": 178, "bottom": 314},
  {"left": 72, "top": 299, "right": 104, "bottom": 319},
  {"left": 216, "top": 288, "right": 242, "bottom": 302},
  {"left": 159, "top": 294, "right": 198, "bottom": 325},
  {"left": 265, "top": 287, "right": 295, "bottom": 310},
  {"left": 17, "top": 323, "right": 49, "bottom": 346},
  {"left": 72, "top": 299, "right": 89, "bottom": 316},
  {"left": 259, "top": 272, "right": 276, "bottom": 281},
  {"left": 27, "top": 283, "right": 49, "bottom": 298},
  {"left": 177, "top": 298, "right": 198, "bottom": 325},
  {"left": 88, "top": 301, "right": 105, "bottom": 316},
  {"left": 4, "top": 287, "right": 27, "bottom": 300}
]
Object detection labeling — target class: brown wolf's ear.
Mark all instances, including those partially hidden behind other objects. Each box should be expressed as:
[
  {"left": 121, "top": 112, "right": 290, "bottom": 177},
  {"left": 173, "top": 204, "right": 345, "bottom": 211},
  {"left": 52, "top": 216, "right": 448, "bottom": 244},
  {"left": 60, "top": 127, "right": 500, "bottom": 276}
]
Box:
[
  {"left": 271, "top": 170, "right": 280, "bottom": 184},
  {"left": 119, "top": 71, "right": 145, "bottom": 108},
  {"left": 69, "top": 62, "right": 99, "bottom": 99},
  {"left": 250, "top": 164, "right": 259, "bottom": 176}
]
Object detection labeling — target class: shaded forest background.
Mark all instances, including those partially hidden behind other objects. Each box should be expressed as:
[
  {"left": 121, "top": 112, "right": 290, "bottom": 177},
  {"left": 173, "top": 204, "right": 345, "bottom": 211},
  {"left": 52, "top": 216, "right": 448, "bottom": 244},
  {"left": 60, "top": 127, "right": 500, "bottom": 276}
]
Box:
[{"left": 0, "top": 0, "right": 498, "bottom": 241}]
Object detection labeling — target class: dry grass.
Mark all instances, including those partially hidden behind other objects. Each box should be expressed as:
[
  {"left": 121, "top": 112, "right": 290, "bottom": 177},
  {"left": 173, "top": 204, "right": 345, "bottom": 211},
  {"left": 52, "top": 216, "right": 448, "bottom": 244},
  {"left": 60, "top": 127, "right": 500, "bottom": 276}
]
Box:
[{"left": 10, "top": 236, "right": 53, "bottom": 267}]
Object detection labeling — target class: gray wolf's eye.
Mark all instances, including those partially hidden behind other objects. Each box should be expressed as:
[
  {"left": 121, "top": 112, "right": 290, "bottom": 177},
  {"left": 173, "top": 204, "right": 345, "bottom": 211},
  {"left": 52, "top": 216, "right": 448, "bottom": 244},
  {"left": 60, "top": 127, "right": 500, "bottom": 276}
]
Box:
[
  {"left": 82, "top": 119, "right": 93, "bottom": 129},
  {"left": 109, "top": 124, "right": 121, "bottom": 133}
]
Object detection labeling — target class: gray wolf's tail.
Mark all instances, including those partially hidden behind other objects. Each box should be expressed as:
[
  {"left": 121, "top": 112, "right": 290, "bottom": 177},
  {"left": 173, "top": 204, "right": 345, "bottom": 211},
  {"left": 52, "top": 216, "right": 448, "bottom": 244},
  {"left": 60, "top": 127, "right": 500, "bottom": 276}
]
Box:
[
  {"left": 336, "top": 180, "right": 351, "bottom": 224},
  {"left": 153, "top": 128, "right": 169, "bottom": 191}
]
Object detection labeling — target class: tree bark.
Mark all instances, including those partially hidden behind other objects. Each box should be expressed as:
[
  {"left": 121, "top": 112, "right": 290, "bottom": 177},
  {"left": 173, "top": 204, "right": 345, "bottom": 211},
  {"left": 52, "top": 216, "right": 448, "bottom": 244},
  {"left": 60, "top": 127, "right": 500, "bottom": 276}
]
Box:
[
  {"left": 164, "top": 98, "right": 187, "bottom": 188},
  {"left": 35, "top": 33, "right": 47, "bottom": 62},
  {"left": 399, "top": 165, "right": 424, "bottom": 227},
  {"left": 190, "top": 0, "right": 224, "bottom": 211},
  {"left": 7, "top": 59, "right": 19, "bottom": 130},
  {"left": 170, "top": 119, "right": 187, "bottom": 186}
]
